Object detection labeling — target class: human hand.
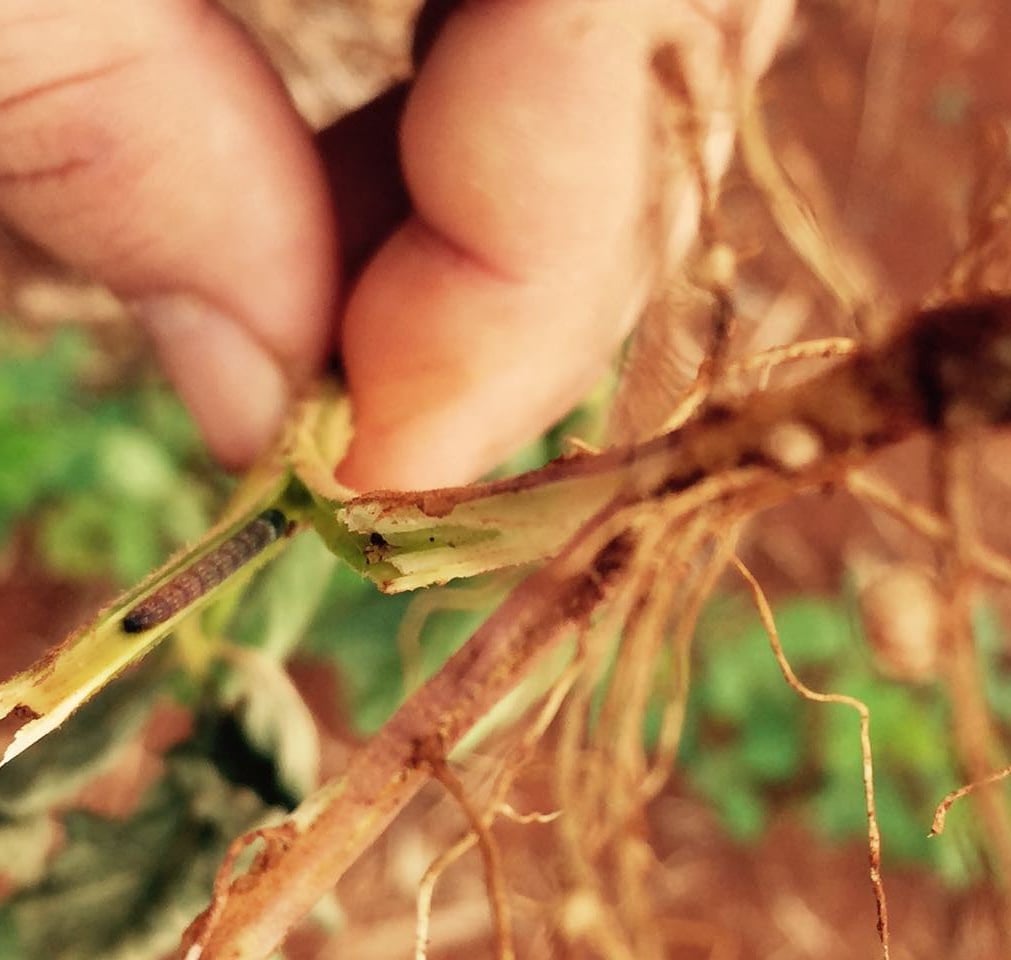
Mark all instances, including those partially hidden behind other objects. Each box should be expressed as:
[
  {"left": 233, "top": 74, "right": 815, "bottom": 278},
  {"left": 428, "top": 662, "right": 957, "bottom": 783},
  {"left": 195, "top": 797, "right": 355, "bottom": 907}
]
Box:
[{"left": 0, "top": 0, "right": 792, "bottom": 491}]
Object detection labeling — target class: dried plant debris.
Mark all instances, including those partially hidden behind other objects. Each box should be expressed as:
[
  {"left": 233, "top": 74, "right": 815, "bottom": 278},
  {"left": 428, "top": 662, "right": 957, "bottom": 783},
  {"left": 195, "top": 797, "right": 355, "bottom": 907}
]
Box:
[{"left": 1, "top": 757, "right": 275, "bottom": 960}]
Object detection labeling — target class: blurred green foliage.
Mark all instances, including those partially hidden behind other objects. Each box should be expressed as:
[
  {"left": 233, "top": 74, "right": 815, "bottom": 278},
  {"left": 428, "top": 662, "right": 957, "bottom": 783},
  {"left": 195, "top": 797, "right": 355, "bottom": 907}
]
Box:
[
  {"left": 0, "top": 323, "right": 217, "bottom": 583},
  {"left": 676, "top": 595, "right": 989, "bottom": 886}
]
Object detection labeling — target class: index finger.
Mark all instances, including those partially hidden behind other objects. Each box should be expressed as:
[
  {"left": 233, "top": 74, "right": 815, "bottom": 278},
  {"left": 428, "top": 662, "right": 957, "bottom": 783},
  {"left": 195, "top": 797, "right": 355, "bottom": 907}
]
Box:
[{"left": 337, "top": 0, "right": 793, "bottom": 490}]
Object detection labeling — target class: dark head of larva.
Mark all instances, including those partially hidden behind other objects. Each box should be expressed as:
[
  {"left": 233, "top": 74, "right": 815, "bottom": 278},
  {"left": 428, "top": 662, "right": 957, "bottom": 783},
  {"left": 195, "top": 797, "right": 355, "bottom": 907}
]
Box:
[
  {"left": 122, "top": 606, "right": 156, "bottom": 634},
  {"left": 260, "top": 509, "right": 289, "bottom": 538}
]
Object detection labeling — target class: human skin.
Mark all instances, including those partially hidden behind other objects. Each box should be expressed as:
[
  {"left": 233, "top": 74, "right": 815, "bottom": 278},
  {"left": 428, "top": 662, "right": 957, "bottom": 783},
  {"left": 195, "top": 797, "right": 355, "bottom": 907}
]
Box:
[{"left": 0, "top": 0, "right": 793, "bottom": 490}]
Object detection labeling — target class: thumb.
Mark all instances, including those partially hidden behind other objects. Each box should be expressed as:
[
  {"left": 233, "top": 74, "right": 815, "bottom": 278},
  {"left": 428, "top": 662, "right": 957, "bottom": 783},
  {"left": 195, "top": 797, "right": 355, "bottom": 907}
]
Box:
[{"left": 0, "top": 0, "right": 337, "bottom": 466}]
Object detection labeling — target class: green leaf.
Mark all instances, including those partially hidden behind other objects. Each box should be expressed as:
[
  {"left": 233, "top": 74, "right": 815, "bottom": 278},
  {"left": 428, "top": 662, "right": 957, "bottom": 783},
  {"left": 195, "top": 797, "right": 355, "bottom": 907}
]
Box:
[
  {"left": 690, "top": 751, "right": 768, "bottom": 841},
  {"left": 738, "top": 700, "right": 801, "bottom": 782},
  {"left": 718, "top": 784, "right": 768, "bottom": 840},
  {"left": 0, "top": 905, "right": 21, "bottom": 958},
  {"left": 812, "top": 767, "right": 867, "bottom": 840},
  {"left": 871, "top": 777, "right": 932, "bottom": 863},
  {"left": 0, "top": 421, "right": 96, "bottom": 538},
  {"left": 39, "top": 496, "right": 155, "bottom": 583},
  {"left": 760, "top": 598, "right": 853, "bottom": 666},
  {"left": 301, "top": 567, "right": 413, "bottom": 732},
  {"left": 698, "top": 638, "right": 768, "bottom": 723},
  {"left": 95, "top": 427, "right": 180, "bottom": 503},
  {"left": 0, "top": 327, "right": 86, "bottom": 417}
]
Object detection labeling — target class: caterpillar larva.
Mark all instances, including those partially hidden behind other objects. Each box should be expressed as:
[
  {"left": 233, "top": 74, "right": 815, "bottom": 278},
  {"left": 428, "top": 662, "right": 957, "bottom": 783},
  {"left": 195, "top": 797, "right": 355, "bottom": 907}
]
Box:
[{"left": 121, "top": 509, "right": 289, "bottom": 634}]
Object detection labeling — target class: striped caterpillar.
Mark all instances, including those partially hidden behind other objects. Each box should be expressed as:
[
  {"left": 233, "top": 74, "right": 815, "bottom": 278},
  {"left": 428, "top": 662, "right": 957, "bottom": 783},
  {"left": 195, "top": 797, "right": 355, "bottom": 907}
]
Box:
[{"left": 121, "top": 509, "right": 289, "bottom": 634}]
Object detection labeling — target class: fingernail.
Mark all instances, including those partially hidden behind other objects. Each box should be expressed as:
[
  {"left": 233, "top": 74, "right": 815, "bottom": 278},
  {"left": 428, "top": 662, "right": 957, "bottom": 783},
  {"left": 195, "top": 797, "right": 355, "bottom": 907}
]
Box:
[{"left": 132, "top": 295, "right": 289, "bottom": 467}]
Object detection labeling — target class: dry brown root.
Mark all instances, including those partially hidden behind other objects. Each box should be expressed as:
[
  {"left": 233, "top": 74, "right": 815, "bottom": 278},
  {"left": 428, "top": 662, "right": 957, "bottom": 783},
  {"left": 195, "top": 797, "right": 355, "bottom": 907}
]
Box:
[
  {"left": 415, "top": 663, "right": 574, "bottom": 960},
  {"left": 424, "top": 755, "right": 514, "bottom": 960},
  {"left": 737, "top": 89, "right": 882, "bottom": 336},
  {"left": 929, "top": 120, "right": 1011, "bottom": 303},
  {"left": 733, "top": 556, "right": 891, "bottom": 960},
  {"left": 848, "top": 471, "right": 1011, "bottom": 588},
  {"left": 396, "top": 579, "right": 513, "bottom": 693},
  {"left": 934, "top": 433, "right": 1011, "bottom": 892},
  {"left": 415, "top": 831, "right": 481, "bottom": 960},
  {"left": 931, "top": 764, "right": 1011, "bottom": 839},
  {"left": 642, "top": 518, "right": 744, "bottom": 801}
]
